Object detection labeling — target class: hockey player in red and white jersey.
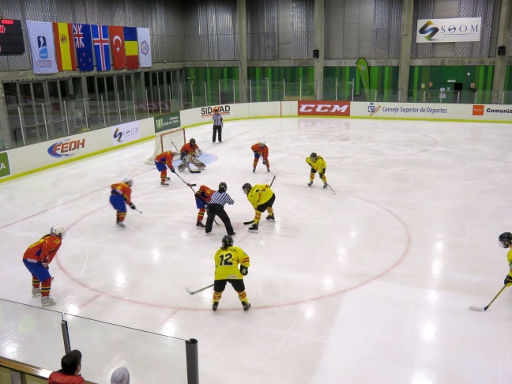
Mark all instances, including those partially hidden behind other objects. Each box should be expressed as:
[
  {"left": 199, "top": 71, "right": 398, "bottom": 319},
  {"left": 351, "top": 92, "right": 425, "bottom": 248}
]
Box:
[
  {"left": 179, "top": 138, "right": 206, "bottom": 173},
  {"left": 195, "top": 185, "right": 215, "bottom": 227},
  {"left": 155, "top": 151, "right": 176, "bottom": 186}
]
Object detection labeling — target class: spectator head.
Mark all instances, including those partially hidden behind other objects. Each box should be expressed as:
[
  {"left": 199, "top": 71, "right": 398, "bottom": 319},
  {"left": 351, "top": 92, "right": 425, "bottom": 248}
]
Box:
[
  {"left": 110, "top": 367, "right": 130, "bottom": 384},
  {"left": 61, "top": 350, "right": 82, "bottom": 375}
]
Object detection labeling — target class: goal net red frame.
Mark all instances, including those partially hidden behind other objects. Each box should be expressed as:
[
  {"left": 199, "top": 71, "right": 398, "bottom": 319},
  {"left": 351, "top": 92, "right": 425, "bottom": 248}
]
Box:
[{"left": 147, "top": 123, "right": 186, "bottom": 163}]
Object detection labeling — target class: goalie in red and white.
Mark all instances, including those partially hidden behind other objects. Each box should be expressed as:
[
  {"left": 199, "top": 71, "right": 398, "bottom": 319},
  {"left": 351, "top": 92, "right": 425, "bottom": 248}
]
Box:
[
  {"left": 179, "top": 138, "right": 206, "bottom": 173},
  {"left": 251, "top": 142, "right": 270, "bottom": 172}
]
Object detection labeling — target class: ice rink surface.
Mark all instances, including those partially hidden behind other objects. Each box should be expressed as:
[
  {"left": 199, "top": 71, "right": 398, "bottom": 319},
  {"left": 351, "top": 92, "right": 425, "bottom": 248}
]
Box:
[{"left": 1, "top": 117, "right": 512, "bottom": 384}]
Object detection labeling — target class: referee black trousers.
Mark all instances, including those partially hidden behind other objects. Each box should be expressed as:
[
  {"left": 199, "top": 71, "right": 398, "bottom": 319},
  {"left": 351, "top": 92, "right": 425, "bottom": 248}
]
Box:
[
  {"left": 205, "top": 203, "right": 234, "bottom": 235},
  {"left": 213, "top": 125, "right": 222, "bottom": 143}
]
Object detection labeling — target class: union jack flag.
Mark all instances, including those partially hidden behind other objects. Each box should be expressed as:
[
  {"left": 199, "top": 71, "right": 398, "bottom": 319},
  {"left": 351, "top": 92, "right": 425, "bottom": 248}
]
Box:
[{"left": 73, "top": 24, "right": 84, "bottom": 48}]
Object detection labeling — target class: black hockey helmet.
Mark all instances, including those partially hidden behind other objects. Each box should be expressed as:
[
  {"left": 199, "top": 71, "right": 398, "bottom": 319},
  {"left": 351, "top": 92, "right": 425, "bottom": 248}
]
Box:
[
  {"left": 310, "top": 152, "right": 318, "bottom": 161},
  {"left": 218, "top": 182, "right": 227, "bottom": 193},
  {"left": 499, "top": 232, "right": 512, "bottom": 248},
  {"left": 222, "top": 235, "right": 234, "bottom": 248},
  {"left": 242, "top": 183, "right": 252, "bottom": 194},
  {"left": 190, "top": 138, "right": 196, "bottom": 146}
]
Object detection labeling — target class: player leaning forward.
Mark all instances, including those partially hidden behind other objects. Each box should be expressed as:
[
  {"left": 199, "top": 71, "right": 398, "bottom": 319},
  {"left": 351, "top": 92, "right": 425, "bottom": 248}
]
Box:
[
  {"left": 306, "top": 152, "right": 328, "bottom": 188},
  {"left": 212, "top": 235, "right": 251, "bottom": 312},
  {"left": 22, "top": 225, "right": 64, "bottom": 307},
  {"left": 498, "top": 232, "right": 512, "bottom": 287},
  {"left": 242, "top": 183, "right": 276, "bottom": 232}
]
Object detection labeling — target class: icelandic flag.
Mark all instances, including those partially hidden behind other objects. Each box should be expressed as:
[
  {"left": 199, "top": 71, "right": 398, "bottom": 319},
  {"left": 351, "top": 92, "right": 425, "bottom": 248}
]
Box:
[
  {"left": 92, "top": 25, "right": 111, "bottom": 71},
  {"left": 73, "top": 24, "right": 94, "bottom": 71}
]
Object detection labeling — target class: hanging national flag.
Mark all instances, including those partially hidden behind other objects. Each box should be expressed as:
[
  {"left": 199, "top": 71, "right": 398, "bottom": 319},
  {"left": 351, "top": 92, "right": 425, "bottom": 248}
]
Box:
[
  {"left": 53, "top": 22, "right": 76, "bottom": 71},
  {"left": 123, "top": 27, "right": 138, "bottom": 70},
  {"left": 26, "top": 20, "right": 58, "bottom": 74},
  {"left": 109, "top": 25, "right": 125, "bottom": 69},
  {"left": 137, "top": 27, "right": 152, "bottom": 68},
  {"left": 73, "top": 24, "right": 94, "bottom": 71},
  {"left": 92, "top": 25, "right": 110, "bottom": 71}
]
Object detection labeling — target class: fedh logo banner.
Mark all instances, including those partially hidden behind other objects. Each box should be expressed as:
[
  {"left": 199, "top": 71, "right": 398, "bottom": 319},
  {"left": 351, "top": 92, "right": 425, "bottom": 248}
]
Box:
[
  {"left": 48, "top": 139, "right": 86, "bottom": 158},
  {"left": 298, "top": 101, "right": 350, "bottom": 116},
  {"left": 417, "top": 18, "right": 481, "bottom": 43},
  {"left": 112, "top": 121, "right": 140, "bottom": 145},
  {"left": 0, "top": 152, "right": 11, "bottom": 177}
]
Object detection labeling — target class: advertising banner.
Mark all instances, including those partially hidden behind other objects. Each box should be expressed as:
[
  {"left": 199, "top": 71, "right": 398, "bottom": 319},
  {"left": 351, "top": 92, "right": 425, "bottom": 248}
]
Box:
[
  {"left": 298, "top": 101, "right": 350, "bottom": 116},
  {"left": 26, "top": 20, "right": 58, "bottom": 74},
  {"left": 0, "top": 152, "right": 11, "bottom": 178},
  {"left": 356, "top": 58, "right": 370, "bottom": 100},
  {"left": 112, "top": 121, "right": 141, "bottom": 145},
  {"left": 351, "top": 101, "right": 472, "bottom": 120},
  {"left": 155, "top": 112, "right": 180, "bottom": 133},
  {"left": 470, "top": 104, "right": 512, "bottom": 122},
  {"left": 416, "top": 18, "right": 481, "bottom": 43}
]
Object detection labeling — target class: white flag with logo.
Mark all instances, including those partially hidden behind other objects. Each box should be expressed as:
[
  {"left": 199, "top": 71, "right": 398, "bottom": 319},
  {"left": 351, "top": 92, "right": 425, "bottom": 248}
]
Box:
[
  {"left": 137, "top": 27, "right": 152, "bottom": 68},
  {"left": 26, "top": 20, "right": 58, "bottom": 74}
]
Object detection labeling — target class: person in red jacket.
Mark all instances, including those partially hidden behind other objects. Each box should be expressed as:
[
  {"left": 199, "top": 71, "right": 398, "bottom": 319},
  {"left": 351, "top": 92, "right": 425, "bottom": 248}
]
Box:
[
  {"left": 154, "top": 150, "right": 176, "bottom": 185},
  {"left": 251, "top": 142, "right": 270, "bottom": 172},
  {"left": 195, "top": 185, "right": 215, "bottom": 227},
  {"left": 109, "top": 179, "right": 137, "bottom": 227},
  {"left": 48, "top": 350, "right": 84, "bottom": 384},
  {"left": 23, "top": 225, "right": 64, "bottom": 307},
  {"left": 179, "top": 138, "right": 205, "bottom": 173}
]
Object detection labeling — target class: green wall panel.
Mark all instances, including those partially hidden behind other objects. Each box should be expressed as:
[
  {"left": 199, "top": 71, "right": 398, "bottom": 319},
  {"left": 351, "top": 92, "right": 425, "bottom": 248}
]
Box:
[{"left": 247, "top": 66, "right": 314, "bottom": 101}]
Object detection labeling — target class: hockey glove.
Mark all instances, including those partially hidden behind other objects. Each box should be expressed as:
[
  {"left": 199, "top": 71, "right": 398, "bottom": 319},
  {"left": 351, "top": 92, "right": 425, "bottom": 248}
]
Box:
[
  {"left": 505, "top": 274, "right": 512, "bottom": 286},
  {"left": 170, "top": 167, "right": 176, "bottom": 173},
  {"left": 195, "top": 149, "right": 202, "bottom": 157},
  {"left": 240, "top": 266, "right": 248, "bottom": 276},
  {"left": 129, "top": 203, "right": 136, "bottom": 210}
]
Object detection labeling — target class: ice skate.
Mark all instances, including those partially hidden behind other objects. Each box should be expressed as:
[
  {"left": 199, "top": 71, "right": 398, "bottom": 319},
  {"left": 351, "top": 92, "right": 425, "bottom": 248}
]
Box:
[
  {"left": 242, "top": 302, "right": 251, "bottom": 311},
  {"left": 196, "top": 220, "right": 205, "bottom": 228},
  {"left": 266, "top": 214, "right": 275, "bottom": 221},
  {"left": 323, "top": 183, "right": 328, "bottom": 189},
  {"left": 248, "top": 223, "right": 258, "bottom": 232},
  {"left": 212, "top": 302, "right": 218, "bottom": 311},
  {"left": 116, "top": 218, "right": 125, "bottom": 228},
  {"left": 161, "top": 181, "right": 169, "bottom": 186},
  {"left": 41, "top": 296, "right": 56, "bottom": 307},
  {"left": 32, "top": 287, "right": 41, "bottom": 297},
  {"left": 308, "top": 181, "right": 313, "bottom": 186}
]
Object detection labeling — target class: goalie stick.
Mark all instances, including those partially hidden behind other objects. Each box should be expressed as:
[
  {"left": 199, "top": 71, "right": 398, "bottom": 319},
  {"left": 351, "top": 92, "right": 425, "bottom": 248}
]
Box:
[
  {"left": 186, "top": 283, "right": 214, "bottom": 295},
  {"left": 469, "top": 285, "right": 507, "bottom": 312}
]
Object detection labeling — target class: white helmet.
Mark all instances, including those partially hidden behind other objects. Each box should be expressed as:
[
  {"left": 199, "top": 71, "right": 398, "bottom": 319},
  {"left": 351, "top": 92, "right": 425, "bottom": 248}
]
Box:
[
  {"left": 122, "top": 178, "right": 133, "bottom": 186},
  {"left": 50, "top": 225, "right": 65, "bottom": 238}
]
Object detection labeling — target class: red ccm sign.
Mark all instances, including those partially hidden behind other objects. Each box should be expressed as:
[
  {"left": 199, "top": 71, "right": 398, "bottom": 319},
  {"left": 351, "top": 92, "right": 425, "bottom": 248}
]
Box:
[{"left": 298, "top": 101, "right": 350, "bottom": 116}]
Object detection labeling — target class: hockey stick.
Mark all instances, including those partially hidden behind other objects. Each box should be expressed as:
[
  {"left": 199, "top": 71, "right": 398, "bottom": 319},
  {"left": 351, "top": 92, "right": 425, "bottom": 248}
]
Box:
[
  {"left": 244, "top": 220, "right": 254, "bottom": 225},
  {"left": 269, "top": 174, "right": 276, "bottom": 188},
  {"left": 469, "top": 285, "right": 507, "bottom": 312},
  {"left": 135, "top": 208, "right": 143, "bottom": 214},
  {"left": 186, "top": 283, "right": 214, "bottom": 295},
  {"left": 173, "top": 171, "right": 197, "bottom": 192},
  {"left": 326, "top": 183, "right": 336, "bottom": 195}
]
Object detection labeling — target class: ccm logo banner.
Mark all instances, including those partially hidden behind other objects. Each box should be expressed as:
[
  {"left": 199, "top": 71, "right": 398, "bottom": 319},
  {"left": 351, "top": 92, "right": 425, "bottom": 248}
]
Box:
[{"left": 298, "top": 101, "right": 350, "bottom": 116}]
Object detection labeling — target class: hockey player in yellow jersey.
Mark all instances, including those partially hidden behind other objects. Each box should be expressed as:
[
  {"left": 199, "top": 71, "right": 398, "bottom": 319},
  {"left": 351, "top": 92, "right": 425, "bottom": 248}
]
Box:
[
  {"left": 306, "top": 152, "right": 328, "bottom": 188},
  {"left": 212, "top": 235, "right": 251, "bottom": 312},
  {"left": 242, "top": 183, "right": 276, "bottom": 232},
  {"left": 498, "top": 232, "right": 512, "bottom": 287}
]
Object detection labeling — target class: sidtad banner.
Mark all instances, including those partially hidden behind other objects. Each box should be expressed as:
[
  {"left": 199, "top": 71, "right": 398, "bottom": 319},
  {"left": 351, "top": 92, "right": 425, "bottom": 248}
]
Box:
[
  {"left": 26, "top": 20, "right": 58, "bottom": 74},
  {"left": 109, "top": 25, "right": 125, "bottom": 69},
  {"left": 416, "top": 18, "right": 481, "bottom": 43},
  {"left": 137, "top": 27, "right": 152, "bottom": 68}
]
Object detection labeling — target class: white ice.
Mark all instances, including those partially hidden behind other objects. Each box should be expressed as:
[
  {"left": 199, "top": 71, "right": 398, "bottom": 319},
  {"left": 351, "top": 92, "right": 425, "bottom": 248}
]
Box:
[{"left": 1, "top": 117, "right": 511, "bottom": 384}]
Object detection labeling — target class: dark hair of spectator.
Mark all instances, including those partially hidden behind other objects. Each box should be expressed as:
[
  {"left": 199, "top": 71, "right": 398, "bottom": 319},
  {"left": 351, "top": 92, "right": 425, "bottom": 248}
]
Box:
[{"left": 61, "top": 350, "right": 82, "bottom": 375}]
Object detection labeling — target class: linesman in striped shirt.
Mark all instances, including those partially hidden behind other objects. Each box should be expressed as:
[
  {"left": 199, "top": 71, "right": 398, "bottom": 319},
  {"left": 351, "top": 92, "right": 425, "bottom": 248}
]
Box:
[
  {"left": 206, "top": 182, "right": 235, "bottom": 236},
  {"left": 212, "top": 109, "right": 223, "bottom": 143}
]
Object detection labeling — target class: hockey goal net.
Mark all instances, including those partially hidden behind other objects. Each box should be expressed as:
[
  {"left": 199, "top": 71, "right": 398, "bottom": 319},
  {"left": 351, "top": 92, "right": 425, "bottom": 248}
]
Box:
[{"left": 147, "top": 127, "right": 187, "bottom": 163}]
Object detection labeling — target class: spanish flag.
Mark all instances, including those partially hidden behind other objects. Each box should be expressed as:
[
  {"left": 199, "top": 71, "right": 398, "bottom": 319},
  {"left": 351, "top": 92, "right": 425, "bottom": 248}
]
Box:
[
  {"left": 123, "top": 27, "right": 138, "bottom": 70},
  {"left": 53, "top": 22, "right": 76, "bottom": 71}
]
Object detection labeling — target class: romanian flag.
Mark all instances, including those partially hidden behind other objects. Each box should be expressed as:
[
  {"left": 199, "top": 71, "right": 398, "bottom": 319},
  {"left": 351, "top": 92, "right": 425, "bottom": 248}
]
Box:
[
  {"left": 52, "top": 22, "right": 76, "bottom": 71},
  {"left": 123, "top": 27, "right": 138, "bottom": 70}
]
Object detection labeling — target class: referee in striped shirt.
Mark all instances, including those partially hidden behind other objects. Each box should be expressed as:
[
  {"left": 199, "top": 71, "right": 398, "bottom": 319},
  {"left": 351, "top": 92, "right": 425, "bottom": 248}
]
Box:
[
  {"left": 212, "top": 110, "right": 223, "bottom": 143},
  {"left": 206, "top": 182, "right": 235, "bottom": 236}
]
